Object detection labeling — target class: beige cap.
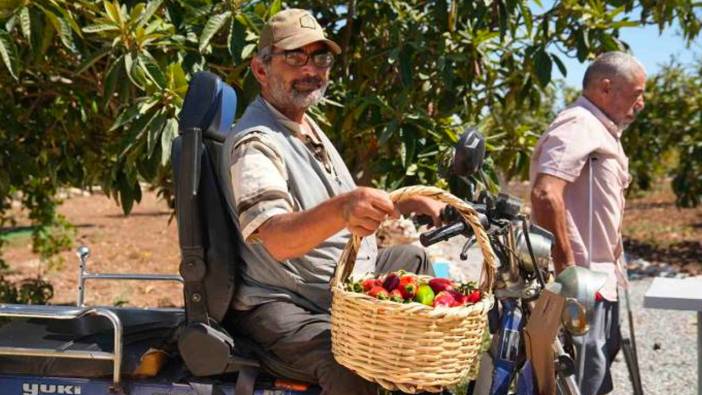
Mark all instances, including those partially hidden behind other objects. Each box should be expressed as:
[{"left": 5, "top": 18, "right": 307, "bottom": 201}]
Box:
[{"left": 258, "top": 9, "right": 341, "bottom": 54}]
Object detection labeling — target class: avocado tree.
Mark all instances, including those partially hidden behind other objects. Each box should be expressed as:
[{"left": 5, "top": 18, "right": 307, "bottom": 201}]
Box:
[{"left": 623, "top": 61, "right": 702, "bottom": 208}]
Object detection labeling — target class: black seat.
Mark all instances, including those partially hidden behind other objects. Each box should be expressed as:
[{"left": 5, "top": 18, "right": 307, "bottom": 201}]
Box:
[{"left": 172, "top": 71, "right": 260, "bottom": 379}]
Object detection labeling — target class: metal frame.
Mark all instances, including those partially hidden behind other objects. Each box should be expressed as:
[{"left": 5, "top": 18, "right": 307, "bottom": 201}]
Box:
[
  {"left": 0, "top": 304, "right": 123, "bottom": 389},
  {"left": 0, "top": 246, "right": 186, "bottom": 390},
  {"left": 76, "top": 246, "right": 184, "bottom": 307}
]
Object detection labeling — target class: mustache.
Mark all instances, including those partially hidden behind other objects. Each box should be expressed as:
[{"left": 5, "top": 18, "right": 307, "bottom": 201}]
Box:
[{"left": 292, "top": 76, "right": 324, "bottom": 89}]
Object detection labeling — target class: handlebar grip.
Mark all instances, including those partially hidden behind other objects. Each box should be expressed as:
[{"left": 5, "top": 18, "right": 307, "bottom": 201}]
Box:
[
  {"left": 414, "top": 214, "right": 434, "bottom": 227},
  {"left": 419, "top": 221, "right": 471, "bottom": 247}
]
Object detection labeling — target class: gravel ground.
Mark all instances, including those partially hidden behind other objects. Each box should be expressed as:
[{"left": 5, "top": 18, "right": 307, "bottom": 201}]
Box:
[
  {"left": 421, "top": 232, "right": 699, "bottom": 395},
  {"left": 611, "top": 277, "right": 698, "bottom": 395}
]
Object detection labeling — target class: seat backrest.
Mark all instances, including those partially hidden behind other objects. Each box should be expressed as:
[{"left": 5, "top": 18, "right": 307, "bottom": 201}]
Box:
[{"left": 172, "top": 71, "right": 239, "bottom": 323}]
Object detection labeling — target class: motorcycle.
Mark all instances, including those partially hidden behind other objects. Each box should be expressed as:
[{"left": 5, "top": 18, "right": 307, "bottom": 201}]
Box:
[{"left": 416, "top": 129, "right": 607, "bottom": 395}]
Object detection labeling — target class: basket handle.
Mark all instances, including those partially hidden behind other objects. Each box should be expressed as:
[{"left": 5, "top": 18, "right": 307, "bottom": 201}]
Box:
[{"left": 331, "top": 185, "right": 497, "bottom": 294}]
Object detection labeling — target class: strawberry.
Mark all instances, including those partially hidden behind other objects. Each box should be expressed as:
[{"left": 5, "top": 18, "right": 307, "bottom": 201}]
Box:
[
  {"left": 362, "top": 278, "right": 382, "bottom": 292},
  {"left": 367, "top": 285, "right": 390, "bottom": 300},
  {"left": 389, "top": 289, "right": 404, "bottom": 303},
  {"left": 446, "top": 289, "right": 467, "bottom": 306},
  {"left": 432, "top": 291, "right": 456, "bottom": 307},
  {"left": 428, "top": 278, "right": 454, "bottom": 293},
  {"left": 465, "top": 290, "right": 481, "bottom": 304}
]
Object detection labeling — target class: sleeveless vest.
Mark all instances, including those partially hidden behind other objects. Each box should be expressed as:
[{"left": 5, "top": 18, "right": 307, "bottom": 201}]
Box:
[{"left": 221, "top": 96, "right": 377, "bottom": 313}]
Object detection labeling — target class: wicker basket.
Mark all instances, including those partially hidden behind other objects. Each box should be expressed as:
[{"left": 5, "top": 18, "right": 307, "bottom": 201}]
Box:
[{"left": 330, "top": 185, "right": 497, "bottom": 393}]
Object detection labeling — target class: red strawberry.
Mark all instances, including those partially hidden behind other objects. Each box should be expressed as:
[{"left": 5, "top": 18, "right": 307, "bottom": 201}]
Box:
[
  {"left": 465, "top": 290, "right": 481, "bottom": 304},
  {"left": 390, "top": 289, "right": 404, "bottom": 303},
  {"left": 362, "top": 278, "right": 382, "bottom": 292},
  {"left": 428, "top": 278, "right": 454, "bottom": 293},
  {"left": 446, "top": 289, "right": 467, "bottom": 306},
  {"left": 433, "top": 291, "right": 456, "bottom": 307},
  {"left": 368, "top": 286, "right": 390, "bottom": 300}
]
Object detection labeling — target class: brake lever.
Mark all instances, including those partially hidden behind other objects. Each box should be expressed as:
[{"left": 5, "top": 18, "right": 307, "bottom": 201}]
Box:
[{"left": 459, "top": 236, "right": 476, "bottom": 260}]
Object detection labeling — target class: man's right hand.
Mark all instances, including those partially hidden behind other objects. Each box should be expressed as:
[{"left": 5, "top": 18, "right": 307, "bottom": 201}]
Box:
[{"left": 341, "top": 187, "right": 399, "bottom": 236}]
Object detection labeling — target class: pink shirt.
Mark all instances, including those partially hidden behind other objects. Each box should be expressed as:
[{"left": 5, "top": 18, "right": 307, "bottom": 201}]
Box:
[{"left": 530, "top": 96, "right": 630, "bottom": 301}]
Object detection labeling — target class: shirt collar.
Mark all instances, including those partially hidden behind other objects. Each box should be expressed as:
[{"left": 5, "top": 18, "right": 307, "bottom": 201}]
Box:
[{"left": 575, "top": 95, "right": 623, "bottom": 138}]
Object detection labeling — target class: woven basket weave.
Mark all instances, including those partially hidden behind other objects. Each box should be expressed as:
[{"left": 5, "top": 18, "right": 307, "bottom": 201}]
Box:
[{"left": 330, "top": 185, "right": 497, "bottom": 393}]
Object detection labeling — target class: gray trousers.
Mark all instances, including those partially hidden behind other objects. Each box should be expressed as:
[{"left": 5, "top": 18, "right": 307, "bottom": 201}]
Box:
[
  {"left": 230, "top": 244, "right": 433, "bottom": 395},
  {"left": 572, "top": 300, "right": 621, "bottom": 395}
]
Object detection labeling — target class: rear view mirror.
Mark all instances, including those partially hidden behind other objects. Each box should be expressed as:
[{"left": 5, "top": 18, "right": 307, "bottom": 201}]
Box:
[{"left": 453, "top": 127, "right": 485, "bottom": 178}]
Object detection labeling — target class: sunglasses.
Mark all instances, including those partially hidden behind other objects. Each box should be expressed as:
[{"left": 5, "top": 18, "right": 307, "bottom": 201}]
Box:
[{"left": 270, "top": 49, "right": 335, "bottom": 68}]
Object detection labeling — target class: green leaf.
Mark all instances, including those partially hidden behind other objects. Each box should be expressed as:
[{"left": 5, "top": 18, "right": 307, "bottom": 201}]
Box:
[
  {"left": 44, "top": 11, "right": 77, "bottom": 53},
  {"left": 166, "top": 62, "right": 188, "bottom": 96},
  {"left": 74, "top": 47, "right": 111, "bottom": 75},
  {"left": 136, "top": 0, "right": 163, "bottom": 30},
  {"left": 129, "top": 3, "right": 145, "bottom": 24},
  {"left": 534, "top": 48, "right": 552, "bottom": 87},
  {"left": 138, "top": 53, "right": 166, "bottom": 88},
  {"left": 551, "top": 53, "right": 567, "bottom": 78},
  {"left": 104, "top": 0, "right": 122, "bottom": 27},
  {"left": 199, "top": 11, "right": 231, "bottom": 53},
  {"left": 109, "top": 104, "right": 141, "bottom": 132},
  {"left": 34, "top": 13, "right": 54, "bottom": 57},
  {"left": 611, "top": 20, "right": 640, "bottom": 29},
  {"left": 103, "top": 55, "right": 124, "bottom": 103},
  {"left": 19, "top": 7, "right": 30, "bottom": 41},
  {"left": 576, "top": 29, "right": 590, "bottom": 62},
  {"left": 519, "top": 2, "right": 533, "bottom": 37},
  {"left": 160, "top": 117, "right": 178, "bottom": 165},
  {"left": 399, "top": 45, "right": 413, "bottom": 87},
  {"left": 0, "top": 29, "right": 19, "bottom": 80},
  {"left": 241, "top": 43, "right": 256, "bottom": 60},
  {"left": 269, "top": 0, "right": 282, "bottom": 16},
  {"left": 228, "top": 17, "right": 246, "bottom": 61},
  {"left": 235, "top": 13, "right": 258, "bottom": 34},
  {"left": 124, "top": 52, "right": 146, "bottom": 90},
  {"left": 380, "top": 120, "right": 398, "bottom": 145},
  {"left": 146, "top": 112, "right": 167, "bottom": 159},
  {"left": 600, "top": 34, "right": 622, "bottom": 51},
  {"left": 82, "top": 23, "right": 119, "bottom": 33}
]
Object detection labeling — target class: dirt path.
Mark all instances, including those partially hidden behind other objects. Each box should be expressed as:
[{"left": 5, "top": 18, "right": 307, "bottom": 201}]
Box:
[{"left": 3, "top": 190, "right": 182, "bottom": 307}]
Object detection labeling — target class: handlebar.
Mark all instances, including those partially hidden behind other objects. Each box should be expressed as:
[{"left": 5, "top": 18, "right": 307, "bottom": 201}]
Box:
[
  {"left": 418, "top": 205, "right": 489, "bottom": 247},
  {"left": 419, "top": 221, "right": 471, "bottom": 247}
]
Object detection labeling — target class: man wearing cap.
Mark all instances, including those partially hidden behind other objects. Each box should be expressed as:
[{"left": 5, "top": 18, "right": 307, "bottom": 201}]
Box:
[
  {"left": 221, "top": 9, "right": 443, "bottom": 394},
  {"left": 530, "top": 51, "right": 645, "bottom": 395}
]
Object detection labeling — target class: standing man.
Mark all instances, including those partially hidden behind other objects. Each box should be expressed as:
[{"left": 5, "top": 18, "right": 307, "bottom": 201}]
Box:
[
  {"left": 221, "top": 9, "right": 443, "bottom": 395},
  {"left": 530, "top": 51, "right": 646, "bottom": 395}
]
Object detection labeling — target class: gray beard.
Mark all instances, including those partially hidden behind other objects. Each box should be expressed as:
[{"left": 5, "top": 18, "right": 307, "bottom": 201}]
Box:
[{"left": 267, "top": 74, "right": 328, "bottom": 114}]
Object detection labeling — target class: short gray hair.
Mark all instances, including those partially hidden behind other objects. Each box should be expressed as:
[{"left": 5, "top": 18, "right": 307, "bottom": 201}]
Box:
[
  {"left": 582, "top": 51, "right": 645, "bottom": 90},
  {"left": 256, "top": 46, "right": 273, "bottom": 64}
]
